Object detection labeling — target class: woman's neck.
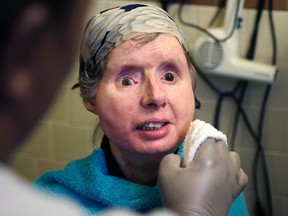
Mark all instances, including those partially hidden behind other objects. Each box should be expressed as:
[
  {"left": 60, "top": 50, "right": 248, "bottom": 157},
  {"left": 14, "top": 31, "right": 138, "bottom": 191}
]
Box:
[{"left": 109, "top": 143, "right": 163, "bottom": 186}]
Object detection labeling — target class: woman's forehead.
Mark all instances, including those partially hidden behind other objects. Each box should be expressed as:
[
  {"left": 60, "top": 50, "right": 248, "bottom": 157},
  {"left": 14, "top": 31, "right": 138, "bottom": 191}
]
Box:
[{"left": 106, "top": 34, "right": 187, "bottom": 68}]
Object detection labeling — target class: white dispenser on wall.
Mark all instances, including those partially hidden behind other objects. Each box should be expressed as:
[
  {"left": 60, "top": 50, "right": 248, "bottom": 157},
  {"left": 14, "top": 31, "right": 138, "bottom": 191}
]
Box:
[{"left": 191, "top": 0, "right": 278, "bottom": 83}]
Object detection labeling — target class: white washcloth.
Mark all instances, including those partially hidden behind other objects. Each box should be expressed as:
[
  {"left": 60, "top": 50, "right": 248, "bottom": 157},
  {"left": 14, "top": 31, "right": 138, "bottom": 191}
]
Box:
[{"left": 183, "top": 119, "right": 228, "bottom": 166}]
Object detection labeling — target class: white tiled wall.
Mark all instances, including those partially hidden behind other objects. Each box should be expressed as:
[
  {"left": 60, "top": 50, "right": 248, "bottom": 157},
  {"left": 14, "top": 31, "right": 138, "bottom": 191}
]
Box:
[{"left": 9, "top": 1, "right": 288, "bottom": 215}]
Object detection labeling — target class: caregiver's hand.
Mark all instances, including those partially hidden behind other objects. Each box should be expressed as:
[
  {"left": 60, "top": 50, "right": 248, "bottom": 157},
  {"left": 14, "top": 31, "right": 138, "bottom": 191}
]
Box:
[{"left": 158, "top": 139, "right": 248, "bottom": 216}]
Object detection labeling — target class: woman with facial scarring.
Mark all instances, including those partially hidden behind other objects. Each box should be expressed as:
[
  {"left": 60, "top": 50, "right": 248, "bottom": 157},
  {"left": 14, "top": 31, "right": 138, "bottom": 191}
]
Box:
[{"left": 34, "top": 4, "right": 249, "bottom": 216}]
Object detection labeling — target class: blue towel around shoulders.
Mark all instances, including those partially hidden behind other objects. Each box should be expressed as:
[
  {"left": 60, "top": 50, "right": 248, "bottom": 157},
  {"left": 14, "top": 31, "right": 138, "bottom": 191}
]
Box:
[{"left": 34, "top": 144, "right": 249, "bottom": 215}]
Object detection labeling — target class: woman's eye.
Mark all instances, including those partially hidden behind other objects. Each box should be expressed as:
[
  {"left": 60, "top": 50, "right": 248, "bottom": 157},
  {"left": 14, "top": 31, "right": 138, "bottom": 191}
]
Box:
[
  {"left": 164, "top": 72, "right": 175, "bottom": 82},
  {"left": 120, "top": 77, "right": 135, "bottom": 86}
]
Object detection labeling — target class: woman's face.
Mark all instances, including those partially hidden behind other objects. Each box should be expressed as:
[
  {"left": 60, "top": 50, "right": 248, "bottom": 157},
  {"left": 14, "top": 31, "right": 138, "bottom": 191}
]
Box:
[{"left": 87, "top": 34, "right": 195, "bottom": 160}]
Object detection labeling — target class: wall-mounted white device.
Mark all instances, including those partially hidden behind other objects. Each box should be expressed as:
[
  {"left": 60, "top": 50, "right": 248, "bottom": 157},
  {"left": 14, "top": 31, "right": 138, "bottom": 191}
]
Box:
[{"left": 191, "top": 0, "right": 278, "bottom": 83}]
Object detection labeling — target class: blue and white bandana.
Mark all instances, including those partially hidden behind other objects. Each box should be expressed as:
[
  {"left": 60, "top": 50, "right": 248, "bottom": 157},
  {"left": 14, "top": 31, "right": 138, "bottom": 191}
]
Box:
[{"left": 80, "top": 4, "right": 188, "bottom": 79}]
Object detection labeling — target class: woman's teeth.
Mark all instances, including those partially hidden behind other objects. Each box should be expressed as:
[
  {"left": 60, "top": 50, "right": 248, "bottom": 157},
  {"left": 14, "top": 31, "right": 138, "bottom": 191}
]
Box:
[{"left": 139, "top": 122, "right": 165, "bottom": 131}]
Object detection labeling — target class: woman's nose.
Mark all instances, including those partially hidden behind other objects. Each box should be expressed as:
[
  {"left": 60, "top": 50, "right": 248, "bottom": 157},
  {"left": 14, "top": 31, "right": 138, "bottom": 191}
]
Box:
[{"left": 140, "top": 77, "right": 167, "bottom": 109}]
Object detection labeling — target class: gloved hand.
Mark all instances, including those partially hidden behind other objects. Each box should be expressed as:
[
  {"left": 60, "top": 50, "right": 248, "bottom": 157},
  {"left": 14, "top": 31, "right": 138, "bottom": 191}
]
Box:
[{"left": 158, "top": 138, "right": 248, "bottom": 216}]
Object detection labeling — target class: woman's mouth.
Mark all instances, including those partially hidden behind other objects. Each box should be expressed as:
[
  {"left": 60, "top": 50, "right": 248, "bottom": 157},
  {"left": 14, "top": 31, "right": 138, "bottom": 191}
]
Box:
[{"left": 137, "top": 122, "right": 168, "bottom": 131}]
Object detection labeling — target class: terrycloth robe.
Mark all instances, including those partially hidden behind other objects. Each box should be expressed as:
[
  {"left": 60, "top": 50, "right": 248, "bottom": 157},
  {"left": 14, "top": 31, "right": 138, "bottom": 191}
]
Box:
[{"left": 34, "top": 143, "right": 249, "bottom": 215}]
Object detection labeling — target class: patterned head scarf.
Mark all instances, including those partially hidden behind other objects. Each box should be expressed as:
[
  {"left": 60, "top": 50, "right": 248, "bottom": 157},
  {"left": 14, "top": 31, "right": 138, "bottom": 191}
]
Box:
[{"left": 79, "top": 3, "right": 188, "bottom": 79}]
